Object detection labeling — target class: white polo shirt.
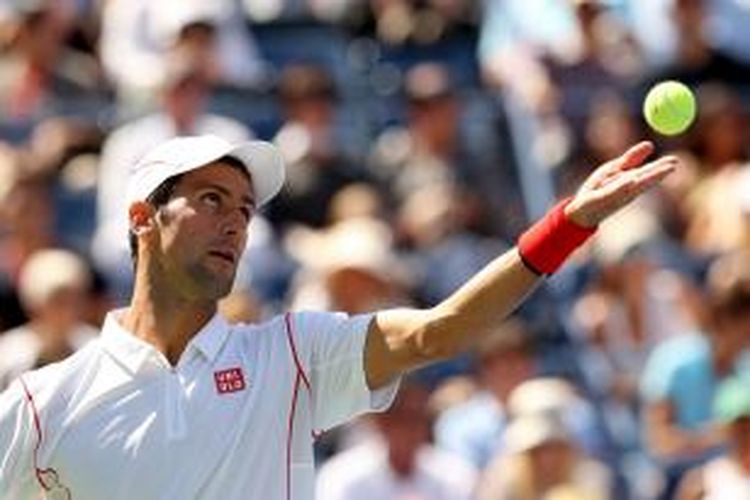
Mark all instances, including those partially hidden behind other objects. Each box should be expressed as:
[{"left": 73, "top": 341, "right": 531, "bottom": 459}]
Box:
[{"left": 0, "top": 309, "right": 399, "bottom": 500}]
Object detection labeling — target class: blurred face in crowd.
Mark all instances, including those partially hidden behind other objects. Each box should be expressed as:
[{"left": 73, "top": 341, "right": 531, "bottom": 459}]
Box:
[
  {"left": 325, "top": 267, "right": 394, "bottom": 314},
  {"left": 479, "top": 346, "right": 535, "bottom": 404},
  {"left": 728, "top": 417, "right": 750, "bottom": 473},
  {"left": 408, "top": 95, "right": 460, "bottom": 150},
  {"left": 176, "top": 23, "right": 216, "bottom": 60},
  {"left": 375, "top": 384, "right": 432, "bottom": 477},
  {"left": 672, "top": 0, "right": 705, "bottom": 31},
  {"left": 163, "top": 75, "right": 208, "bottom": 131},
  {"left": 0, "top": 180, "right": 54, "bottom": 247},
  {"left": 285, "top": 94, "right": 335, "bottom": 130},
  {"left": 37, "top": 285, "right": 88, "bottom": 331},
  {"left": 527, "top": 439, "right": 576, "bottom": 487},
  {"left": 17, "top": 7, "right": 69, "bottom": 67},
  {"left": 712, "top": 308, "right": 750, "bottom": 353},
  {"left": 694, "top": 87, "right": 746, "bottom": 169},
  {"left": 139, "top": 162, "right": 254, "bottom": 302},
  {"left": 585, "top": 94, "right": 638, "bottom": 163}
]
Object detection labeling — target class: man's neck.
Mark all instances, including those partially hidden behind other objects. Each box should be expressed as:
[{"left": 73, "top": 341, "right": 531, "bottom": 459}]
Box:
[{"left": 124, "top": 280, "right": 217, "bottom": 366}]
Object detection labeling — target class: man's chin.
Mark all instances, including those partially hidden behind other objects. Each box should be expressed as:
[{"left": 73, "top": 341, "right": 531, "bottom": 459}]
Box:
[{"left": 195, "top": 269, "right": 237, "bottom": 301}]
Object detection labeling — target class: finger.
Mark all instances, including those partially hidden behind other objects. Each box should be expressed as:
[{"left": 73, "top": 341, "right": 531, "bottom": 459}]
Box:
[
  {"left": 596, "top": 157, "right": 678, "bottom": 205},
  {"left": 631, "top": 158, "right": 677, "bottom": 191},
  {"left": 617, "top": 141, "right": 655, "bottom": 172},
  {"left": 590, "top": 156, "right": 677, "bottom": 202},
  {"left": 598, "top": 153, "right": 675, "bottom": 189},
  {"left": 585, "top": 141, "right": 655, "bottom": 189}
]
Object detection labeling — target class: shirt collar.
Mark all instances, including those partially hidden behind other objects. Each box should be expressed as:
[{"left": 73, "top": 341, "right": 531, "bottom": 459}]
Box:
[
  {"left": 187, "top": 312, "right": 232, "bottom": 363},
  {"left": 100, "top": 309, "right": 232, "bottom": 374}
]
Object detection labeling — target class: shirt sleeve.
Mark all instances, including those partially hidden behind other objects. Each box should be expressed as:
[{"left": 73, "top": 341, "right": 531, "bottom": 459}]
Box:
[
  {"left": 287, "top": 312, "right": 401, "bottom": 432},
  {"left": 0, "top": 380, "right": 37, "bottom": 499},
  {"left": 640, "top": 340, "right": 680, "bottom": 403}
]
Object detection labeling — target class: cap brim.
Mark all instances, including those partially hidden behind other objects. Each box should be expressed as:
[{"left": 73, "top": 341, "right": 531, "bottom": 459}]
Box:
[{"left": 226, "top": 141, "right": 286, "bottom": 207}]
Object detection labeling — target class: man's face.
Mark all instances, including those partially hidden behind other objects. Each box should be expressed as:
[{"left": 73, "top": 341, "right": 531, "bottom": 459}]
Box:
[{"left": 152, "top": 161, "right": 255, "bottom": 301}]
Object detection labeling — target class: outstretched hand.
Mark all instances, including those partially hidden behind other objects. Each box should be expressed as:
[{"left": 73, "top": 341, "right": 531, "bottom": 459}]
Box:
[{"left": 564, "top": 141, "right": 678, "bottom": 228}]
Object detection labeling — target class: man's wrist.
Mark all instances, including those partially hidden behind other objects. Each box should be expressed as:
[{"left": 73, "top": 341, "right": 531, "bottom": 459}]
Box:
[{"left": 517, "top": 197, "right": 597, "bottom": 276}]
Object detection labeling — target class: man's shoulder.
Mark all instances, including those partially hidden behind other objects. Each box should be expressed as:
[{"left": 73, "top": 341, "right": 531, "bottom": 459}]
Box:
[
  {"left": 230, "top": 311, "right": 361, "bottom": 337},
  {"left": 7, "top": 341, "right": 102, "bottom": 409}
]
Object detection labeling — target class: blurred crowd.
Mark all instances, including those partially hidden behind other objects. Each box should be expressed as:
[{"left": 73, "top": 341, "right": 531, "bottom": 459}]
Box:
[{"left": 1, "top": 0, "right": 750, "bottom": 498}]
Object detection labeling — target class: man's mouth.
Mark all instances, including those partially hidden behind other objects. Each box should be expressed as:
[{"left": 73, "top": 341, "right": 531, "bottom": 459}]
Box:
[{"left": 207, "top": 250, "right": 236, "bottom": 264}]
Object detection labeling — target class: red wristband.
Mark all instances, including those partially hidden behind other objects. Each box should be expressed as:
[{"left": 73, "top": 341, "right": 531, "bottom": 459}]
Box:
[{"left": 517, "top": 197, "right": 596, "bottom": 275}]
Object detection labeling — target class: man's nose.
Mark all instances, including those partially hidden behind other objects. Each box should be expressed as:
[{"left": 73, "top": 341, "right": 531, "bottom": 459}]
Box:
[{"left": 221, "top": 208, "right": 247, "bottom": 236}]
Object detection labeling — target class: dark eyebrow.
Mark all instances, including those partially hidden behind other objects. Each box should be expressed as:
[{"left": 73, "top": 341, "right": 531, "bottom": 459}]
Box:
[{"left": 203, "top": 183, "right": 256, "bottom": 208}]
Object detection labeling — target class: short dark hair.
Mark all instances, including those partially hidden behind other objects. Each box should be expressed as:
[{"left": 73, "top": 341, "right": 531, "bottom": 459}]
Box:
[
  {"left": 128, "top": 157, "right": 252, "bottom": 269},
  {"left": 711, "top": 282, "right": 750, "bottom": 322},
  {"left": 707, "top": 251, "right": 750, "bottom": 323}
]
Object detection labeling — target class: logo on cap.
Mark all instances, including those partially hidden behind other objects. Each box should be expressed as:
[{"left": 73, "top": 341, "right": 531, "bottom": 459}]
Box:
[{"left": 214, "top": 367, "right": 246, "bottom": 394}]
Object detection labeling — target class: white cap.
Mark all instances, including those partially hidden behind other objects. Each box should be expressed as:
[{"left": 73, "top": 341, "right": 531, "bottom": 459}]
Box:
[
  {"left": 504, "top": 414, "right": 571, "bottom": 453},
  {"left": 126, "top": 135, "right": 285, "bottom": 208},
  {"left": 736, "top": 167, "right": 750, "bottom": 213},
  {"left": 19, "top": 249, "right": 90, "bottom": 311}
]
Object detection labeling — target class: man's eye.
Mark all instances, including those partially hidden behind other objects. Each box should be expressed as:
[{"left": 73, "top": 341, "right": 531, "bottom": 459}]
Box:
[{"left": 201, "top": 193, "right": 222, "bottom": 207}]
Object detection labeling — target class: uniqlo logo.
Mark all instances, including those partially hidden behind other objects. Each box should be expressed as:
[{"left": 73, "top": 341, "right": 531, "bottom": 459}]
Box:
[{"left": 214, "top": 367, "right": 246, "bottom": 394}]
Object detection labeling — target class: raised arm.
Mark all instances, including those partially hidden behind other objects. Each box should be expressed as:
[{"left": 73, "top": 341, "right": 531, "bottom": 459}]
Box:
[{"left": 365, "top": 141, "right": 678, "bottom": 389}]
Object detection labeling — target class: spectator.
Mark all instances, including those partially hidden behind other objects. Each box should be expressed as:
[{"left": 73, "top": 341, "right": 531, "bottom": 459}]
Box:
[
  {"left": 640, "top": 251, "right": 750, "bottom": 498},
  {"left": 683, "top": 84, "right": 749, "bottom": 255},
  {"left": 0, "top": 168, "right": 55, "bottom": 285},
  {"left": 629, "top": 0, "right": 750, "bottom": 75},
  {"left": 243, "top": 0, "right": 365, "bottom": 24},
  {"left": 0, "top": 0, "right": 108, "bottom": 128},
  {"left": 478, "top": 0, "right": 575, "bottom": 99},
  {"left": 573, "top": 226, "right": 704, "bottom": 496},
  {"left": 268, "top": 64, "right": 371, "bottom": 230},
  {"left": 0, "top": 249, "right": 96, "bottom": 390},
  {"left": 99, "top": 0, "right": 264, "bottom": 101},
  {"left": 92, "top": 56, "right": 252, "bottom": 300},
  {"left": 642, "top": 0, "right": 750, "bottom": 88},
  {"left": 369, "top": 62, "right": 511, "bottom": 235},
  {"left": 477, "top": 412, "right": 613, "bottom": 500},
  {"left": 286, "top": 216, "right": 411, "bottom": 313},
  {"left": 434, "top": 319, "right": 536, "bottom": 468},
  {"left": 316, "top": 377, "right": 477, "bottom": 500},
  {"left": 676, "top": 375, "right": 750, "bottom": 499},
  {"left": 367, "top": 0, "right": 477, "bottom": 46},
  {"left": 398, "top": 183, "right": 508, "bottom": 306}
]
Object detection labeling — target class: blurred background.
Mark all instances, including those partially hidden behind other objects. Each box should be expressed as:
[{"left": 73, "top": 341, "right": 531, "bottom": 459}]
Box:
[{"left": 1, "top": 0, "right": 750, "bottom": 498}]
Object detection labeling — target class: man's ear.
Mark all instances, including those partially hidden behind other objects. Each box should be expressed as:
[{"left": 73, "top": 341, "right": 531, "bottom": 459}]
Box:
[{"left": 128, "top": 201, "right": 156, "bottom": 235}]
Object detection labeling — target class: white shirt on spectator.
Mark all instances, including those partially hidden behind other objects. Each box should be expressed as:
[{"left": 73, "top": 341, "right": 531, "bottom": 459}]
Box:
[
  {"left": 100, "top": 0, "right": 265, "bottom": 94},
  {"left": 316, "top": 438, "right": 477, "bottom": 500},
  {"left": 0, "top": 309, "right": 398, "bottom": 500}
]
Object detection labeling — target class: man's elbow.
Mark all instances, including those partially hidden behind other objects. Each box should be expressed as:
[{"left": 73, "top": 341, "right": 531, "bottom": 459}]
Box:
[{"left": 404, "top": 308, "right": 475, "bottom": 364}]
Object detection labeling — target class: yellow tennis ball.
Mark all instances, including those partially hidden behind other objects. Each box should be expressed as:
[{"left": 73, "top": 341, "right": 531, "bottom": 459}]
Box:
[{"left": 643, "top": 81, "right": 696, "bottom": 136}]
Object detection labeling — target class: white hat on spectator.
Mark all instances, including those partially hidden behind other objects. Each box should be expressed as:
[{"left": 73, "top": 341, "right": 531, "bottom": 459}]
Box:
[
  {"left": 18, "top": 249, "right": 90, "bottom": 311},
  {"left": 736, "top": 167, "right": 750, "bottom": 214},
  {"left": 504, "top": 414, "right": 571, "bottom": 453},
  {"left": 127, "top": 135, "right": 285, "bottom": 209},
  {"left": 284, "top": 217, "right": 409, "bottom": 285},
  {"left": 154, "top": 0, "right": 229, "bottom": 44},
  {"left": 507, "top": 377, "right": 579, "bottom": 418}
]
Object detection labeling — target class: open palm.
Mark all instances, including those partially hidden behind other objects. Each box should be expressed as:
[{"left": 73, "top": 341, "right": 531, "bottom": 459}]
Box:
[{"left": 564, "top": 141, "right": 678, "bottom": 228}]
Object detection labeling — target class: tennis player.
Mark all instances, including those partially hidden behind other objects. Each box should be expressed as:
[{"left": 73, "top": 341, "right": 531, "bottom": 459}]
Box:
[{"left": 0, "top": 135, "right": 676, "bottom": 499}]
